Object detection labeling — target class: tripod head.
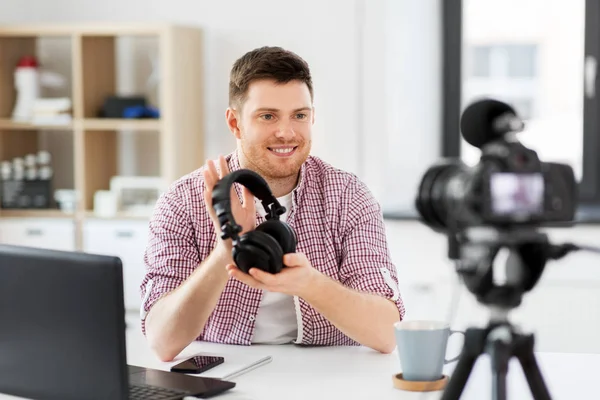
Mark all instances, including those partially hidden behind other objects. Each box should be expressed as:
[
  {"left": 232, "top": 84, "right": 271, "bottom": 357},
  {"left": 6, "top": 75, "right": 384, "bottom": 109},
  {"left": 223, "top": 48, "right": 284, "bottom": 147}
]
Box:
[{"left": 446, "top": 226, "right": 570, "bottom": 310}]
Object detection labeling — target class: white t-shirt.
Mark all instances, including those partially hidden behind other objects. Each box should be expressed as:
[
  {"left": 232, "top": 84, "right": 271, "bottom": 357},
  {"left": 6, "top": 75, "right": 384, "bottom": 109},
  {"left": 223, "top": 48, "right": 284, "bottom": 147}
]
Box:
[{"left": 251, "top": 191, "right": 299, "bottom": 344}]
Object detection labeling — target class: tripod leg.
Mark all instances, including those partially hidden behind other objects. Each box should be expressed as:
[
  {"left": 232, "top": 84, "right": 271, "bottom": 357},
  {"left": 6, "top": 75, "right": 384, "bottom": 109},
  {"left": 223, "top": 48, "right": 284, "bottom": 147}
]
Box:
[
  {"left": 489, "top": 335, "right": 511, "bottom": 400},
  {"left": 441, "top": 328, "right": 486, "bottom": 400},
  {"left": 441, "top": 351, "right": 478, "bottom": 400},
  {"left": 514, "top": 333, "right": 552, "bottom": 400}
]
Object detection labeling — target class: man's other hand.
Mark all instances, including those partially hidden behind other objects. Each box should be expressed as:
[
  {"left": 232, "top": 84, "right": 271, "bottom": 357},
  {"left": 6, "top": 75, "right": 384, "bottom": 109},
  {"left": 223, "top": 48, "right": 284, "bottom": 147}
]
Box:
[
  {"left": 202, "top": 154, "right": 257, "bottom": 258},
  {"left": 226, "top": 252, "right": 322, "bottom": 298}
]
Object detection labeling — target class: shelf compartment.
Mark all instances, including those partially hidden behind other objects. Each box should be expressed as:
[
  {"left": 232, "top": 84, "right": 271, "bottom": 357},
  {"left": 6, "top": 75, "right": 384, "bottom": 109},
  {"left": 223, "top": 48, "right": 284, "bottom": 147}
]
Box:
[
  {"left": 77, "top": 34, "right": 160, "bottom": 120},
  {"left": 0, "top": 129, "right": 38, "bottom": 161},
  {"left": 0, "top": 37, "right": 36, "bottom": 119},
  {"left": 81, "top": 130, "right": 117, "bottom": 211},
  {"left": 0, "top": 128, "right": 75, "bottom": 211},
  {"left": 0, "top": 35, "right": 74, "bottom": 120},
  {"left": 78, "top": 36, "right": 116, "bottom": 119},
  {"left": 79, "top": 128, "right": 160, "bottom": 213}
]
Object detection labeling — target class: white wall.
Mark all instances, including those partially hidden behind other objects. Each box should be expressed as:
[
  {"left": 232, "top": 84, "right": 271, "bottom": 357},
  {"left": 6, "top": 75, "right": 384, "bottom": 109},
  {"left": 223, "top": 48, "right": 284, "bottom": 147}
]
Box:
[{"left": 357, "top": 0, "right": 443, "bottom": 211}]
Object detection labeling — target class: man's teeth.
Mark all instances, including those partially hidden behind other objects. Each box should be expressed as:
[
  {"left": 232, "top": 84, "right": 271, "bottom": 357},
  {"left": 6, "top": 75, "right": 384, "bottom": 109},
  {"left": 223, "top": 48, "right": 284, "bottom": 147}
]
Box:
[{"left": 271, "top": 147, "right": 294, "bottom": 154}]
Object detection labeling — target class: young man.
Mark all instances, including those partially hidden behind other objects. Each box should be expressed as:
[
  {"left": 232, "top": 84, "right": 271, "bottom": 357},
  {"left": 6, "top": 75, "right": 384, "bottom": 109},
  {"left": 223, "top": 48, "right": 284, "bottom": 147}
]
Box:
[{"left": 140, "top": 46, "right": 405, "bottom": 362}]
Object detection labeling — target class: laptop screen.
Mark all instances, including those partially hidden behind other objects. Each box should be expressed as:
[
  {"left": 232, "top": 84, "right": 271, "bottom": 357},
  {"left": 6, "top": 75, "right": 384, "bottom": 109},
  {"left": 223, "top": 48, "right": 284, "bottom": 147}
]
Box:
[{"left": 0, "top": 244, "right": 129, "bottom": 400}]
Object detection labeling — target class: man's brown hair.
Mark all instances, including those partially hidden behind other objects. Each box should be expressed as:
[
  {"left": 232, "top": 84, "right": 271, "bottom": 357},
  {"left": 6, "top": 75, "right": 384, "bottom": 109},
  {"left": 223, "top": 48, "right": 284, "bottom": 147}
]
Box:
[{"left": 229, "top": 46, "right": 313, "bottom": 109}]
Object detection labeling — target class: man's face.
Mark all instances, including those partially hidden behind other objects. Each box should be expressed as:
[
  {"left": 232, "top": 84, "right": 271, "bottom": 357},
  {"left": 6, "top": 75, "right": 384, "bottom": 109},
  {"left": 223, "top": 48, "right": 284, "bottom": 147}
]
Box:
[{"left": 228, "top": 79, "right": 314, "bottom": 180}]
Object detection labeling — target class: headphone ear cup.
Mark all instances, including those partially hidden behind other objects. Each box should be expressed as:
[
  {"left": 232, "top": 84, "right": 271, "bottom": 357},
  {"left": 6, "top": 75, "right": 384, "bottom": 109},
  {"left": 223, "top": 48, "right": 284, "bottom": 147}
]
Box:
[
  {"left": 255, "top": 220, "right": 297, "bottom": 254},
  {"left": 232, "top": 240, "right": 269, "bottom": 275},
  {"left": 234, "top": 231, "right": 284, "bottom": 274}
]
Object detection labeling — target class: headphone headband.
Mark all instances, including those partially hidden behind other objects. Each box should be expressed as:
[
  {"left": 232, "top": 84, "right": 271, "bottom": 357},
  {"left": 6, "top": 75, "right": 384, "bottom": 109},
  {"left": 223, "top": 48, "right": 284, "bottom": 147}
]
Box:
[{"left": 211, "top": 169, "right": 286, "bottom": 240}]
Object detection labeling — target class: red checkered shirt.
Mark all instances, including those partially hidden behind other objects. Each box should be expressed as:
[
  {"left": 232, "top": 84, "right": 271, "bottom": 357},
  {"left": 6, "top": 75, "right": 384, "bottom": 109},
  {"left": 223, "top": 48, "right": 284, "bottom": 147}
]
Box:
[{"left": 140, "top": 151, "right": 405, "bottom": 346}]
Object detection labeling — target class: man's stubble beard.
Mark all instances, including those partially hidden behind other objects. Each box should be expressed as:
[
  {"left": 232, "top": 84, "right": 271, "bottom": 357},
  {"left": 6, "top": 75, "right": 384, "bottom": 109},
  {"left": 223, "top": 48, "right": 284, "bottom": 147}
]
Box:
[{"left": 239, "top": 138, "right": 311, "bottom": 181}]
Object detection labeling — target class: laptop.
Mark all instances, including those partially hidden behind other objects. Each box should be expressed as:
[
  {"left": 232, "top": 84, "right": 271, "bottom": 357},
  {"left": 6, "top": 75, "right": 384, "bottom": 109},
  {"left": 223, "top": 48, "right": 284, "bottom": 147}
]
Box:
[{"left": 0, "top": 244, "right": 236, "bottom": 400}]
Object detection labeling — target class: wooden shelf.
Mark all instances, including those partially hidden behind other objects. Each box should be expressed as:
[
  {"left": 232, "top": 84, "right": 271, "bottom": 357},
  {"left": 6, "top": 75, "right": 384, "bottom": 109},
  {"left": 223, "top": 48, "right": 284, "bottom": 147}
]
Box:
[
  {"left": 0, "top": 119, "right": 73, "bottom": 131},
  {"left": 0, "top": 23, "right": 204, "bottom": 251},
  {"left": 0, "top": 209, "right": 74, "bottom": 219},
  {"left": 82, "top": 118, "right": 161, "bottom": 131}
]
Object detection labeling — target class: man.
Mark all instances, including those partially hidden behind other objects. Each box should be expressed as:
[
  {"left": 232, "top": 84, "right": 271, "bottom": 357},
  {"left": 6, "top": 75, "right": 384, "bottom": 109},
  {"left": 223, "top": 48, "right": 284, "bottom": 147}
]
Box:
[{"left": 140, "top": 46, "right": 405, "bottom": 362}]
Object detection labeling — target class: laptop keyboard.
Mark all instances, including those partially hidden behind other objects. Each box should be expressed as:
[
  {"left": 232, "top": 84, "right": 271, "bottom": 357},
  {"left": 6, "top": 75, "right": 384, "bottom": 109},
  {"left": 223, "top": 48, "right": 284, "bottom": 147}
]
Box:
[{"left": 129, "top": 383, "right": 190, "bottom": 400}]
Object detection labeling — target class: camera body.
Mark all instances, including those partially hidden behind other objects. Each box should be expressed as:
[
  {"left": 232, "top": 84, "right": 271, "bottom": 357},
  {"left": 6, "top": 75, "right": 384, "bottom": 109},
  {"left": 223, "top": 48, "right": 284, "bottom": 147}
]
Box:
[{"left": 416, "top": 100, "right": 578, "bottom": 233}]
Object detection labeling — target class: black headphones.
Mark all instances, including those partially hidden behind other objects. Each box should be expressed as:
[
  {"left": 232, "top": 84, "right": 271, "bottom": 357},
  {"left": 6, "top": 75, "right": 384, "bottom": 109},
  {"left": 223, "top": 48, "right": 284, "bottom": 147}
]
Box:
[{"left": 211, "top": 169, "right": 297, "bottom": 274}]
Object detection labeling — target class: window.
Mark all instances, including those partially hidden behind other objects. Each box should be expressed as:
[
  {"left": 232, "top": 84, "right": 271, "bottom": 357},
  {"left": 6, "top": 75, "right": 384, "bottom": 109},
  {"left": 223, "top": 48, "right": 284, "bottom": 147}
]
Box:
[
  {"left": 441, "top": 0, "right": 600, "bottom": 219},
  {"left": 469, "top": 44, "right": 537, "bottom": 78},
  {"left": 471, "top": 46, "right": 492, "bottom": 77},
  {"left": 506, "top": 44, "right": 537, "bottom": 78},
  {"left": 466, "top": 44, "right": 538, "bottom": 122},
  {"left": 507, "top": 98, "right": 534, "bottom": 120},
  {"left": 462, "top": 0, "right": 584, "bottom": 176}
]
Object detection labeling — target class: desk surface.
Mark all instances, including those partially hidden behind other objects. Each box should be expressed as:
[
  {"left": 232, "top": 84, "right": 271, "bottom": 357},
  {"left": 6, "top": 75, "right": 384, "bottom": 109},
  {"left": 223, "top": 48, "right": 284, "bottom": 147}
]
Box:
[
  {"left": 1, "top": 324, "right": 598, "bottom": 400},
  {"left": 122, "top": 324, "right": 597, "bottom": 400}
]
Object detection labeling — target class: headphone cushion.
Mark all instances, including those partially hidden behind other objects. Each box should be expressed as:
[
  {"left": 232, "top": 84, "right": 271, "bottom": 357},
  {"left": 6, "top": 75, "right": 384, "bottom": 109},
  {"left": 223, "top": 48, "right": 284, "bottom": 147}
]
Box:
[
  {"left": 234, "top": 230, "right": 284, "bottom": 274},
  {"left": 255, "top": 220, "right": 297, "bottom": 254},
  {"left": 232, "top": 241, "right": 270, "bottom": 275}
]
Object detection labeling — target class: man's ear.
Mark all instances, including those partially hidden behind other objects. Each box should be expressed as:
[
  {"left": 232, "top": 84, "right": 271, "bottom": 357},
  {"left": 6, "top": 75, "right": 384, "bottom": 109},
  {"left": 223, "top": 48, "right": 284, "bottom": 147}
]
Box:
[
  {"left": 311, "top": 106, "right": 315, "bottom": 125},
  {"left": 226, "top": 107, "right": 242, "bottom": 139}
]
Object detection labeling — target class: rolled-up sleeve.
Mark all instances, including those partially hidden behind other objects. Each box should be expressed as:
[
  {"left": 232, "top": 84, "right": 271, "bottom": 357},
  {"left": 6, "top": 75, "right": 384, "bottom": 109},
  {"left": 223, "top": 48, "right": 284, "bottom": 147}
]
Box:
[
  {"left": 338, "top": 178, "right": 406, "bottom": 321},
  {"left": 139, "top": 188, "right": 200, "bottom": 335}
]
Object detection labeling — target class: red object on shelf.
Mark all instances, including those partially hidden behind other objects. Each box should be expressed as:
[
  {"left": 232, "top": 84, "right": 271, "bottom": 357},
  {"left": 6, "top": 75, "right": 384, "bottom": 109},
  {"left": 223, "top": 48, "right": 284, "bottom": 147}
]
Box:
[{"left": 16, "top": 56, "right": 38, "bottom": 68}]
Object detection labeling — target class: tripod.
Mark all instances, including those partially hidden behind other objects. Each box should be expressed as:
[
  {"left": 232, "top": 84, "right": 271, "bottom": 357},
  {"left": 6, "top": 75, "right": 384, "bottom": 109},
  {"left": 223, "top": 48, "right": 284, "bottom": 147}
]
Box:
[
  {"left": 441, "top": 228, "right": 555, "bottom": 400},
  {"left": 441, "top": 312, "right": 551, "bottom": 400}
]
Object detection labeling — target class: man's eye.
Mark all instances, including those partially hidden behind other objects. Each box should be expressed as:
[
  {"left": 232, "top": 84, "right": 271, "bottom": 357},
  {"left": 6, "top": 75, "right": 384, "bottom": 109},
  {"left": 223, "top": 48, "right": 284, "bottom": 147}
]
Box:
[
  {"left": 296, "top": 113, "right": 307, "bottom": 119},
  {"left": 261, "top": 114, "right": 274, "bottom": 120}
]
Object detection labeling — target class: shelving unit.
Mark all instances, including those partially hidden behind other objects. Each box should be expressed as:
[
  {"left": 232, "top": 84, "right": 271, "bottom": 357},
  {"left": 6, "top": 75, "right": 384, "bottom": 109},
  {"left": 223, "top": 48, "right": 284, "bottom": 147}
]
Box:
[{"left": 0, "top": 23, "right": 205, "bottom": 250}]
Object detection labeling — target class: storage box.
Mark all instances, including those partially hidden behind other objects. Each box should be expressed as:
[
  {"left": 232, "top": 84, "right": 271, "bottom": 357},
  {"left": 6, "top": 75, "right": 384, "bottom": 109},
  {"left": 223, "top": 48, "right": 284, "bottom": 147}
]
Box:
[{"left": 0, "top": 179, "right": 52, "bottom": 209}]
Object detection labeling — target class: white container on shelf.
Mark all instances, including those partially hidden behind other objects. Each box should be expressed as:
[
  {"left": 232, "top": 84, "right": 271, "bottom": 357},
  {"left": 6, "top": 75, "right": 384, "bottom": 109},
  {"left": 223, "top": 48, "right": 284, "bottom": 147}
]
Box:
[
  {"left": 11, "top": 56, "right": 40, "bottom": 122},
  {"left": 93, "top": 190, "right": 118, "bottom": 218}
]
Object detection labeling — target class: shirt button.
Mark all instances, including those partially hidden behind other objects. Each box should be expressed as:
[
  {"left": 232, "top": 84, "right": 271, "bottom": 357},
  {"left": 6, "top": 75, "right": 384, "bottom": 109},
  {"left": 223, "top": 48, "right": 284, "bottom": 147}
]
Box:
[{"left": 249, "top": 315, "right": 255, "bottom": 322}]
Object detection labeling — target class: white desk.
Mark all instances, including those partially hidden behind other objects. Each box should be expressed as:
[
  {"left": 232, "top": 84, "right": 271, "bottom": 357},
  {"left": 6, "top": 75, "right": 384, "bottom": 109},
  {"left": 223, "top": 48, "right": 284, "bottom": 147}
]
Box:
[
  {"left": 1, "top": 327, "right": 598, "bottom": 400},
  {"left": 123, "top": 327, "right": 598, "bottom": 400}
]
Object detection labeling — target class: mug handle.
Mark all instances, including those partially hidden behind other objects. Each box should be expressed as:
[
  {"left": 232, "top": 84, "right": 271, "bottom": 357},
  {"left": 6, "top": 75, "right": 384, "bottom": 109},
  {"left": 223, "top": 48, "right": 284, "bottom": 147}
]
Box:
[{"left": 444, "top": 330, "right": 466, "bottom": 364}]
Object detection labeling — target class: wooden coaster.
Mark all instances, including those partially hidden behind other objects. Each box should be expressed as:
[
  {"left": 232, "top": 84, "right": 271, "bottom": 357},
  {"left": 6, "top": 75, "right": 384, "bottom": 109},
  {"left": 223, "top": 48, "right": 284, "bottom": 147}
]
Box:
[{"left": 392, "top": 373, "right": 449, "bottom": 392}]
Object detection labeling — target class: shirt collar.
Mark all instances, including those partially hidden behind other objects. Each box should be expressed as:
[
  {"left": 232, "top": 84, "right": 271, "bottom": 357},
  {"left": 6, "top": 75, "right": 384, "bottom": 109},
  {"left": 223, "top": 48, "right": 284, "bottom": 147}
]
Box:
[
  {"left": 293, "top": 158, "right": 309, "bottom": 203},
  {"left": 226, "top": 150, "right": 242, "bottom": 172}
]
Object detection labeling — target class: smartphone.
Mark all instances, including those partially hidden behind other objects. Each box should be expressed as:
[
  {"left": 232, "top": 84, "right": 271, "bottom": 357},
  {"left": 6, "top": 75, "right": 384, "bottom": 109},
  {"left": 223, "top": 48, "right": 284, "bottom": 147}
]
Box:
[{"left": 170, "top": 355, "right": 225, "bottom": 374}]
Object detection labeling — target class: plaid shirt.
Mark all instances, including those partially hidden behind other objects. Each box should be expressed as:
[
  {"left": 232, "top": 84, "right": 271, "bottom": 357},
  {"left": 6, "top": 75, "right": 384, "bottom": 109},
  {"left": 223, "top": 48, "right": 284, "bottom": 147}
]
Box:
[{"left": 140, "top": 151, "right": 405, "bottom": 346}]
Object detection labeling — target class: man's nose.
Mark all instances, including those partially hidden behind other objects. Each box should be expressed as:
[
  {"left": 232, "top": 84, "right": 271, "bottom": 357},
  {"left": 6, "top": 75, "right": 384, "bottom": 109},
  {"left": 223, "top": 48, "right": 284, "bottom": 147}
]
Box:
[{"left": 275, "top": 122, "right": 296, "bottom": 139}]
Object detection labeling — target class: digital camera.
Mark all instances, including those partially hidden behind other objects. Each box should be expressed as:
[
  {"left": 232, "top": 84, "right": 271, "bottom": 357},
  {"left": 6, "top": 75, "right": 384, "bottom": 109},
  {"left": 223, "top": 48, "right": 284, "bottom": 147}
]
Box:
[{"left": 415, "top": 99, "right": 578, "bottom": 233}]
